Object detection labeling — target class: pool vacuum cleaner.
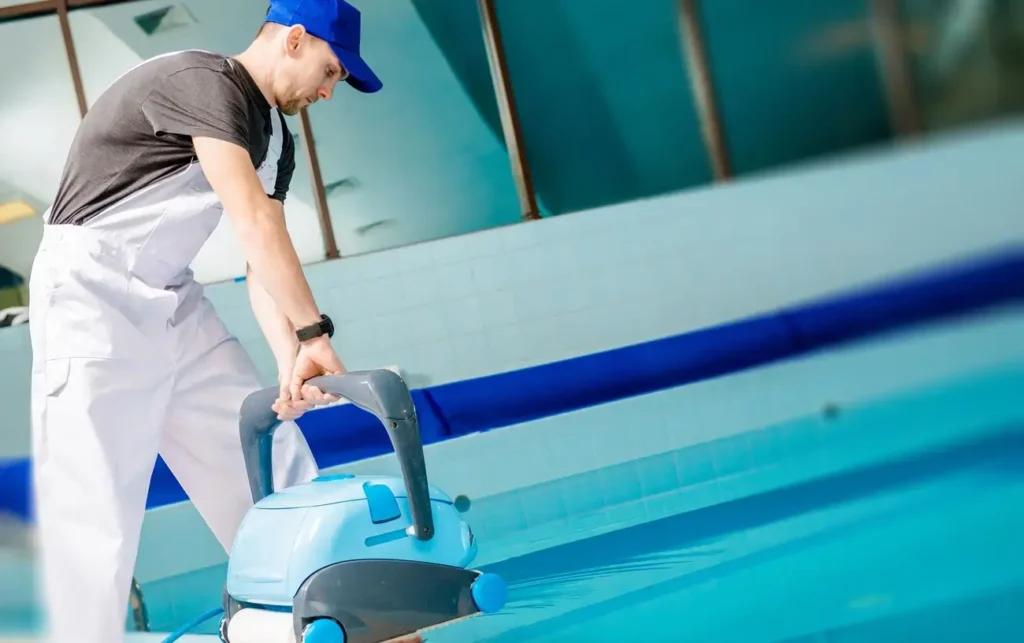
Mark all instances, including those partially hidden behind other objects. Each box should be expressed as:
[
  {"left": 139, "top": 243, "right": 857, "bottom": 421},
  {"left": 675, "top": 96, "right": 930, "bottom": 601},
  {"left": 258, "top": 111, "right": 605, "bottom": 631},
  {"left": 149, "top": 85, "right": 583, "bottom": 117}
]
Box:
[{"left": 216, "top": 370, "right": 508, "bottom": 643}]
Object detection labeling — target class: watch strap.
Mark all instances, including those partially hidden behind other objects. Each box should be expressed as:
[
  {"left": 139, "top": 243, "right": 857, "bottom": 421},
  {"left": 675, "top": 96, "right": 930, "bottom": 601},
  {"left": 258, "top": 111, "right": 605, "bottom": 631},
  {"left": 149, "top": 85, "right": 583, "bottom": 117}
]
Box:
[{"left": 296, "top": 314, "right": 333, "bottom": 342}]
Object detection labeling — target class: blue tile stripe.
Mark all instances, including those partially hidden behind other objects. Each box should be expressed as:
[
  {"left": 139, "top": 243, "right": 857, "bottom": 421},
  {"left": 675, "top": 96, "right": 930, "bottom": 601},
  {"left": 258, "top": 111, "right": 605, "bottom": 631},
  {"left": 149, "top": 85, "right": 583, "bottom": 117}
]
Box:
[{"left": 1, "top": 247, "right": 1022, "bottom": 522}]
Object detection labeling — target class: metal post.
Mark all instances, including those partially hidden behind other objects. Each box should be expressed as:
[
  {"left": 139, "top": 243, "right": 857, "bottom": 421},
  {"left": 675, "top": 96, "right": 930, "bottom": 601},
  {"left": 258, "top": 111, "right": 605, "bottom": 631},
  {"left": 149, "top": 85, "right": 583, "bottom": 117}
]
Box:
[
  {"left": 129, "top": 577, "right": 150, "bottom": 632},
  {"left": 298, "top": 108, "right": 341, "bottom": 260},
  {"left": 56, "top": 0, "right": 89, "bottom": 118},
  {"left": 870, "top": 0, "right": 922, "bottom": 137},
  {"left": 477, "top": 0, "right": 541, "bottom": 220},
  {"left": 676, "top": 0, "right": 731, "bottom": 181}
]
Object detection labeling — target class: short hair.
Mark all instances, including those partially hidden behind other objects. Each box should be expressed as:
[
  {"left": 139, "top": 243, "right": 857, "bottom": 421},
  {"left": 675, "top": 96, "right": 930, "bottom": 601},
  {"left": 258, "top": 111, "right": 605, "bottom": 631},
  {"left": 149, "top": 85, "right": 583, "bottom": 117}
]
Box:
[{"left": 256, "top": 21, "right": 283, "bottom": 39}]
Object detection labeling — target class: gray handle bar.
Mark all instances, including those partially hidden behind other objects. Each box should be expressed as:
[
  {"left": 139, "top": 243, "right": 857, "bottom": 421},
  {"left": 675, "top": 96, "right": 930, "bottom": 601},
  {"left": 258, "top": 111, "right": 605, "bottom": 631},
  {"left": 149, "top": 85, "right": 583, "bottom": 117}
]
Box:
[{"left": 238, "top": 370, "right": 434, "bottom": 541}]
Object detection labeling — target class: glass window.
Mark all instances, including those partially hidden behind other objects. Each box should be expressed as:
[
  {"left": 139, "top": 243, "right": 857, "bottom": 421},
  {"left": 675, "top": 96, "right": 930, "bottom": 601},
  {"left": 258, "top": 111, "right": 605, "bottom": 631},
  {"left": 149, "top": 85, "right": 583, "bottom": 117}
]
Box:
[
  {"left": 311, "top": 0, "right": 524, "bottom": 255},
  {"left": 901, "top": 0, "right": 1024, "bottom": 132},
  {"left": 488, "top": 0, "right": 711, "bottom": 215},
  {"left": 702, "top": 0, "right": 895, "bottom": 176},
  {"left": 0, "top": 14, "right": 81, "bottom": 290}
]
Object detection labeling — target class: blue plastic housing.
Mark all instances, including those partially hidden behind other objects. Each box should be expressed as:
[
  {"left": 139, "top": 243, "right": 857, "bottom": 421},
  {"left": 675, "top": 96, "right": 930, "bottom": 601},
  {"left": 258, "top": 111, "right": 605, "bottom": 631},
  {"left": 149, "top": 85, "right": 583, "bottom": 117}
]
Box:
[{"left": 226, "top": 474, "right": 478, "bottom": 607}]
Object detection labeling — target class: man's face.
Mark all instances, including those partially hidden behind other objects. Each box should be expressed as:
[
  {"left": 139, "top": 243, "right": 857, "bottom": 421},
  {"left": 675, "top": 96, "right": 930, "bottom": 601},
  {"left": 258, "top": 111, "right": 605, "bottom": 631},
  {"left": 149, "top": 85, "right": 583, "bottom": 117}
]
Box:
[{"left": 274, "top": 25, "right": 348, "bottom": 115}]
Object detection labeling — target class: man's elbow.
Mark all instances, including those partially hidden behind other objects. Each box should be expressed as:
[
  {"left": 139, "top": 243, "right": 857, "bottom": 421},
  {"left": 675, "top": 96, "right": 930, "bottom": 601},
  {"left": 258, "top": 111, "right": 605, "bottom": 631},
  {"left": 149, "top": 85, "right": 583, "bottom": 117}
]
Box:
[
  {"left": 192, "top": 136, "right": 282, "bottom": 235},
  {"left": 230, "top": 210, "right": 281, "bottom": 259},
  {"left": 229, "top": 198, "right": 282, "bottom": 233}
]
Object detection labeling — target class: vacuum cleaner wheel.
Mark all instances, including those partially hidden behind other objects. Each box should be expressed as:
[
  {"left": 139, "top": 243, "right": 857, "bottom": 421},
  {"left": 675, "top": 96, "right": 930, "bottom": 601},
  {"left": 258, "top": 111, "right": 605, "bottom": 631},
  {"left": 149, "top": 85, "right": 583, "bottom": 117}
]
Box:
[
  {"left": 301, "top": 618, "right": 346, "bottom": 643},
  {"left": 470, "top": 573, "right": 508, "bottom": 614}
]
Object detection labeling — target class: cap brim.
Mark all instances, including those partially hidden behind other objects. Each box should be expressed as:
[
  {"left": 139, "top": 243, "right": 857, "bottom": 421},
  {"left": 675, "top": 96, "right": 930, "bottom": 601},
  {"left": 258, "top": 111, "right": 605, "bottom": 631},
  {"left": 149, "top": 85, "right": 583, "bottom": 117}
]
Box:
[{"left": 331, "top": 44, "right": 382, "bottom": 94}]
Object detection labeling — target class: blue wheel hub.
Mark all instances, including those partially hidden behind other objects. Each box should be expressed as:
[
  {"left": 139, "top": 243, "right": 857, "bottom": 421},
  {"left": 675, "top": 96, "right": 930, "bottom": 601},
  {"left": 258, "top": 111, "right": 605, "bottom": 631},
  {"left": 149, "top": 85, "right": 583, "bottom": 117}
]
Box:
[
  {"left": 302, "top": 618, "right": 345, "bottom": 643},
  {"left": 470, "top": 573, "right": 508, "bottom": 614}
]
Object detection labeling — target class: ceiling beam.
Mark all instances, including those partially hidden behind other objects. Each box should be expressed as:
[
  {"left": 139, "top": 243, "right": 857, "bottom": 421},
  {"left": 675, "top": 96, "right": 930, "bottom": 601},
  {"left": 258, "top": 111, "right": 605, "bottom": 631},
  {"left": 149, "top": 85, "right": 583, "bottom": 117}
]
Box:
[
  {"left": 0, "top": 1, "right": 54, "bottom": 24},
  {"left": 0, "top": 0, "right": 142, "bottom": 25}
]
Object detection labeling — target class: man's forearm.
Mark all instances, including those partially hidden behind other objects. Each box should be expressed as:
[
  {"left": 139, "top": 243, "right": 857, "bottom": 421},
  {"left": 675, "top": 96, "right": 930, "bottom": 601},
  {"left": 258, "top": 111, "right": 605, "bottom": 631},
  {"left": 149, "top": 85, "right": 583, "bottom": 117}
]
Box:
[
  {"left": 234, "top": 203, "right": 322, "bottom": 330},
  {"left": 247, "top": 263, "right": 299, "bottom": 368}
]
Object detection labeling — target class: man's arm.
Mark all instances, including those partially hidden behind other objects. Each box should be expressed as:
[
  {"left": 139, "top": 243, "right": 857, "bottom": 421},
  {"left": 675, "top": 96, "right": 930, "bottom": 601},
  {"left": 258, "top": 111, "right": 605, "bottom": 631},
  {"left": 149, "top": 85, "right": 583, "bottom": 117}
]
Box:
[
  {"left": 250, "top": 113, "right": 301, "bottom": 370},
  {"left": 192, "top": 135, "right": 322, "bottom": 330}
]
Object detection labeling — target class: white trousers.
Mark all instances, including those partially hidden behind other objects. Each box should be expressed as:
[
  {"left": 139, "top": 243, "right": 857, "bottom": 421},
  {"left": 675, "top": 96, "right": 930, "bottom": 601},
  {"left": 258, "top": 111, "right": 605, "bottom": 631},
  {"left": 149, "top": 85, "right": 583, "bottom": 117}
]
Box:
[{"left": 28, "top": 226, "right": 320, "bottom": 643}]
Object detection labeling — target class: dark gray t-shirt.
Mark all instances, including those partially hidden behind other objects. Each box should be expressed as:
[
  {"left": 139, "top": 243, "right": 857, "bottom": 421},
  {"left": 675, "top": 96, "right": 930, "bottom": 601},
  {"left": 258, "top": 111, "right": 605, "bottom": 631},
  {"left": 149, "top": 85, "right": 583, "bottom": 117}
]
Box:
[{"left": 48, "top": 50, "right": 295, "bottom": 226}]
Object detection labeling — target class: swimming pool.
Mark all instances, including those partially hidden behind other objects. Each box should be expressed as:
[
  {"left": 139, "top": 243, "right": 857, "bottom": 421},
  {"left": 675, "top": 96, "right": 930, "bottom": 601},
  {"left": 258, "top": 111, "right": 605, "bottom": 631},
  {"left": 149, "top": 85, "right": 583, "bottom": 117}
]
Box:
[
  {"left": 3, "top": 310, "right": 1023, "bottom": 643},
  {"left": 84, "top": 355, "right": 1020, "bottom": 643}
]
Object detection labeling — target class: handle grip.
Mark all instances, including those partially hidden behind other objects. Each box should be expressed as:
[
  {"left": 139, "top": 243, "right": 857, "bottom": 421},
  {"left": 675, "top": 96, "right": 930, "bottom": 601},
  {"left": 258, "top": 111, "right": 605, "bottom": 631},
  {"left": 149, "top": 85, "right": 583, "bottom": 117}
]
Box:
[{"left": 238, "top": 370, "right": 434, "bottom": 541}]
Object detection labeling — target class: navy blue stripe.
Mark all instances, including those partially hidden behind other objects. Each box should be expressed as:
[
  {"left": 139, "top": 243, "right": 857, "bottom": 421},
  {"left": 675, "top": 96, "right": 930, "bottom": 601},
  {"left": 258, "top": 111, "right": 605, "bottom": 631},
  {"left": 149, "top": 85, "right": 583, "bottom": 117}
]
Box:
[{"left": 1, "top": 247, "right": 1022, "bottom": 522}]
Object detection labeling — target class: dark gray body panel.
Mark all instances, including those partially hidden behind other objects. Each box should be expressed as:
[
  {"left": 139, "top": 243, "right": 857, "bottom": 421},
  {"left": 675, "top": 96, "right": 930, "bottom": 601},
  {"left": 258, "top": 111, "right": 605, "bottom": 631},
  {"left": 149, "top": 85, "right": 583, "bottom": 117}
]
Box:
[
  {"left": 292, "top": 559, "right": 480, "bottom": 642},
  {"left": 221, "top": 560, "right": 480, "bottom": 642}
]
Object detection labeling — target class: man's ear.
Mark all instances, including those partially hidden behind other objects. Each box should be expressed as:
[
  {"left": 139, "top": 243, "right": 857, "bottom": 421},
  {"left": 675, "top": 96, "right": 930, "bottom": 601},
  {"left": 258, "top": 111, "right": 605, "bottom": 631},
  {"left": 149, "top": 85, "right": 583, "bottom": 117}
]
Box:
[{"left": 285, "top": 24, "right": 307, "bottom": 55}]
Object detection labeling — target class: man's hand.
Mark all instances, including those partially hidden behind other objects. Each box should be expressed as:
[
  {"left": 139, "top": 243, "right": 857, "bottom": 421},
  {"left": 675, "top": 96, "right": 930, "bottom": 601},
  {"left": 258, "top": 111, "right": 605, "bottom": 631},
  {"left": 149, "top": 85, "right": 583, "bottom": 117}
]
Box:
[
  {"left": 272, "top": 347, "right": 313, "bottom": 421},
  {"left": 289, "top": 336, "right": 346, "bottom": 400},
  {"left": 272, "top": 337, "right": 345, "bottom": 419}
]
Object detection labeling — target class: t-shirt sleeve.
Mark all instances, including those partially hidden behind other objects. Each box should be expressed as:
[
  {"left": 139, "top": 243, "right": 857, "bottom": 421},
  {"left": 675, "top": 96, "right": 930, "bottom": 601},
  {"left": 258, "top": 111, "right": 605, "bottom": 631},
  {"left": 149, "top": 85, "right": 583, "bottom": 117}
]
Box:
[
  {"left": 271, "top": 114, "right": 296, "bottom": 202},
  {"left": 141, "top": 67, "right": 250, "bottom": 149}
]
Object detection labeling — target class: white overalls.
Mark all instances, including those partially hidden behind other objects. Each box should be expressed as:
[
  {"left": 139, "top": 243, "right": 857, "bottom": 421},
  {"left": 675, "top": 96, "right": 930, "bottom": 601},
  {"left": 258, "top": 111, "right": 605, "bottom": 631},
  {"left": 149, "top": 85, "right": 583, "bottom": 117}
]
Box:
[{"left": 28, "top": 106, "right": 320, "bottom": 643}]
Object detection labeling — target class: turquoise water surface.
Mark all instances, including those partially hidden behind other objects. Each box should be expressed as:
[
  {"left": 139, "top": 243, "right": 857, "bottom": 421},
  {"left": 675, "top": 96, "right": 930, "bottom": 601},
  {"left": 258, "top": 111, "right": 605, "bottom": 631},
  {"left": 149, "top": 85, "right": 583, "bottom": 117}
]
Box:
[{"left": 459, "top": 428, "right": 1024, "bottom": 642}]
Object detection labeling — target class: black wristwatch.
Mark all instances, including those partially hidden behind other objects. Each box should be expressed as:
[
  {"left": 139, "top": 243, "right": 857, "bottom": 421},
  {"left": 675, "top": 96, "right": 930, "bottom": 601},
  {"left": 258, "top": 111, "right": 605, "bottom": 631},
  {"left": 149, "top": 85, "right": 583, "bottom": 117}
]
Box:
[{"left": 296, "top": 314, "right": 334, "bottom": 342}]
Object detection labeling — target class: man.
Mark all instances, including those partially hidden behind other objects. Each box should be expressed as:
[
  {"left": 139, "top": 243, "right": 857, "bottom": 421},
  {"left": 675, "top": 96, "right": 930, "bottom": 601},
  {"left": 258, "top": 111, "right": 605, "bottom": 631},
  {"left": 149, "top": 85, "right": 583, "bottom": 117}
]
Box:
[{"left": 27, "top": 1, "right": 423, "bottom": 642}]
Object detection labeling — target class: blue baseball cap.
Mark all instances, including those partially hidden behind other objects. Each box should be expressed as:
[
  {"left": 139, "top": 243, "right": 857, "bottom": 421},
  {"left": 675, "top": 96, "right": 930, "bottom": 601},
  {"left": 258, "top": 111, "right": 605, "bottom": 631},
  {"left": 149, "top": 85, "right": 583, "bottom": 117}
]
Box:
[{"left": 265, "top": 0, "right": 382, "bottom": 93}]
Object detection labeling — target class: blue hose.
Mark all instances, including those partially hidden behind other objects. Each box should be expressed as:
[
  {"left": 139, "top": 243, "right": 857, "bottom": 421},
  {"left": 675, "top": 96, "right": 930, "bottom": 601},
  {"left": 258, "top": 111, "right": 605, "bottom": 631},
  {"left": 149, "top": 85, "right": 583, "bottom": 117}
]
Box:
[{"left": 160, "top": 606, "right": 224, "bottom": 642}]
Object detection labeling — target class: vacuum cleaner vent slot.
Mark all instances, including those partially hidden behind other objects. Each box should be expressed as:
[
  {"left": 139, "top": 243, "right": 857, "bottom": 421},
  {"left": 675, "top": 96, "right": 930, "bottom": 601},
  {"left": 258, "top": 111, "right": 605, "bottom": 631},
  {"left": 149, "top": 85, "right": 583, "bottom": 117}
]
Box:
[{"left": 364, "top": 528, "right": 409, "bottom": 547}]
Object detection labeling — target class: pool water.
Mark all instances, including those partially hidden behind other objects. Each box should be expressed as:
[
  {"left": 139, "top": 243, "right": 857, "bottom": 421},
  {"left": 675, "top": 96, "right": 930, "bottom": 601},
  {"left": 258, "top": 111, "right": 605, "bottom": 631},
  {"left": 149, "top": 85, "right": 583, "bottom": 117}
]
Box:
[
  {"left": 142, "top": 425, "right": 1024, "bottom": 643},
  {"left": 456, "top": 427, "right": 1024, "bottom": 642}
]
